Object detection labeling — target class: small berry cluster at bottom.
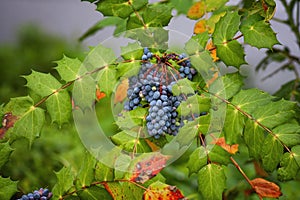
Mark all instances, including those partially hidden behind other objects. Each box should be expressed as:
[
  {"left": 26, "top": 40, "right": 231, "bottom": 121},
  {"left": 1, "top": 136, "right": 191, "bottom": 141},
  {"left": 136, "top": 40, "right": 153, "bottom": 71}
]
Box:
[{"left": 17, "top": 188, "right": 52, "bottom": 200}]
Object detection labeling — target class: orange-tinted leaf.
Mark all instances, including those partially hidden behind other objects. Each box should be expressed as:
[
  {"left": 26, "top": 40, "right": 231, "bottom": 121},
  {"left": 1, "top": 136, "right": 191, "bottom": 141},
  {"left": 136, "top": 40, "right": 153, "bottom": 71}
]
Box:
[
  {"left": 213, "top": 137, "right": 239, "bottom": 154},
  {"left": 206, "top": 40, "right": 219, "bottom": 62},
  {"left": 194, "top": 19, "right": 208, "bottom": 34},
  {"left": 187, "top": 2, "right": 206, "bottom": 20},
  {"left": 96, "top": 86, "right": 106, "bottom": 101},
  {"left": 205, "top": 71, "right": 219, "bottom": 88},
  {"left": 253, "top": 161, "right": 268, "bottom": 177},
  {"left": 143, "top": 181, "right": 187, "bottom": 200},
  {"left": 0, "top": 112, "right": 18, "bottom": 139},
  {"left": 114, "top": 79, "right": 129, "bottom": 104},
  {"left": 130, "top": 153, "right": 170, "bottom": 183},
  {"left": 145, "top": 139, "right": 160, "bottom": 152},
  {"left": 250, "top": 178, "right": 282, "bottom": 199}
]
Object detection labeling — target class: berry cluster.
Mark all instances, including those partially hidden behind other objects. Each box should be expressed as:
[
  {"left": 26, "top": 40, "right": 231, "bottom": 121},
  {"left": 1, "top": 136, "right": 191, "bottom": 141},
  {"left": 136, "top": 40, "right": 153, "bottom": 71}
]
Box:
[
  {"left": 17, "top": 188, "right": 52, "bottom": 200},
  {"left": 124, "top": 48, "right": 197, "bottom": 138}
]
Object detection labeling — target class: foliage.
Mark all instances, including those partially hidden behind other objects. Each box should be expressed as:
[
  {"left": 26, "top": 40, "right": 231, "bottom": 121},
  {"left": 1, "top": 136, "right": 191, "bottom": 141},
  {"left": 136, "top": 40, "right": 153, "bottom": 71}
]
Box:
[{"left": 1, "top": 0, "right": 300, "bottom": 200}]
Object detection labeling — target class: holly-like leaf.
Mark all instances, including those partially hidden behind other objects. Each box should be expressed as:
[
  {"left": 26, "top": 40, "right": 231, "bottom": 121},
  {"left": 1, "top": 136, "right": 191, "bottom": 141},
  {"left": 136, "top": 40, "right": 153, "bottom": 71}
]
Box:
[
  {"left": 198, "top": 164, "right": 226, "bottom": 200},
  {"left": 243, "top": 119, "right": 265, "bottom": 159},
  {"left": 76, "top": 153, "right": 96, "bottom": 188},
  {"left": 0, "top": 142, "right": 13, "bottom": 168},
  {"left": 187, "top": 2, "right": 206, "bottom": 20},
  {"left": 4, "top": 96, "right": 45, "bottom": 146},
  {"left": 143, "top": 181, "right": 186, "bottom": 200},
  {"left": 79, "top": 17, "right": 126, "bottom": 41},
  {"left": 55, "top": 55, "right": 81, "bottom": 82},
  {"left": 52, "top": 166, "right": 75, "bottom": 199},
  {"left": 128, "top": 153, "right": 170, "bottom": 183},
  {"left": 216, "top": 40, "right": 246, "bottom": 67},
  {"left": 213, "top": 137, "right": 239, "bottom": 154},
  {"left": 250, "top": 178, "right": 282, "bottom": 199},
  {"left": 240, "top": 14, "right": 279, "bottom": 49},
  {"left": 78, "top": 186, "right": 113, "bottom": 200},
  {"left": 103, "top": 182, "right": 144, "bottom": 200},
  {"left": 213, "top": 11, "right": 240, "bottom": 44},
  {"left": 96, "top": 0, "right": 147, "bottom": 19},
  {"left": 261, "top": 135, "right": 283, "bottom": 172},
  {"left": 24, "top": 71, "right": 71, "bottom": 125},
  {"left": 0, "top": 176, "right": 18, "bottom": 200}
]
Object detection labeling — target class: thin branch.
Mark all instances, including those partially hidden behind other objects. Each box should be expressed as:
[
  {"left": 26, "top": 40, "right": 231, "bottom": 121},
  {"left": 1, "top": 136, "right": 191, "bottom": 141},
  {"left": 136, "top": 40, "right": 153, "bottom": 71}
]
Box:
[{"left": 207, "top": 34, "right": 243, "bottom": 52}]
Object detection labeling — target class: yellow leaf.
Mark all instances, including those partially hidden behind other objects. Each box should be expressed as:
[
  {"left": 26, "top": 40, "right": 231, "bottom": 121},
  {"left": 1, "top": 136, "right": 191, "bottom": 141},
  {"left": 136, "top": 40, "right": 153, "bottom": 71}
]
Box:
[
  {"left": 194, "top": 19, "right": 208, "bottom": 34},
  {"left": 187, "top": 2, "right": 206, "bottom": 20},
  {"left": 206, "top": 40, "right": 219, "bottom": 62}
]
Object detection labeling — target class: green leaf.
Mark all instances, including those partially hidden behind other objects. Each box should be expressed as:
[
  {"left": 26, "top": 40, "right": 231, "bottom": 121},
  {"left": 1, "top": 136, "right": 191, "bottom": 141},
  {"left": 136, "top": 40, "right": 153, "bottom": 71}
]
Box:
[
  {"left": 198, "top": 164, "right": 226, "bottom": 200},
  {"left": 55, "top": 55, "right": 81, "bottom": 82},
  {"left": 187, "top": 146, "right": 207, "bottom": 175},
  {"left": 0, "top": 176, "right": 18, "bottom": 200},
  {"left": 240, "top": 14, "right": 279, "bottom": 49},
  {"left": 127, "top": 4, "right": 172, "bottom": 29},
  {"left": 117, "top": 107, "right": 147, "bottom": 129},
  {"left": 111, "top": 131, "right": 151, "bottom": 153},
  {"left": 275, "top": 124, "right": 300, "bottom": 147},
  {"left": 292, "top": 145, "right": 300, "bottom": 167},
  {"left": 172, "top": 78, "right": 197, "bottom": 96},
  {"left": 76, "top": 153, "right": 96, "bottom": 188},
  {"left": 24, "top": 70, "right": 71, "bottom": 125},
  {"left": 52, "top": 166, "right": 75, "bottom": 199},
  {"left": 219, "top": 72, "right": 244, "bottom": 99},
  {"left": 216, "top": 40, "right": 246, "bottom": 67},
  {"left": 274, "top": 79, "right": 300, "bottom": 102},
  {"left": 223, "top": 106, "right": 245, "bottom": 144},
  {"left": 278, "top": 152, "right": 299, "bottom": 181},
  {"left": 95, "top": 161, "right": 114, "bottom": 182},
  {"left": 0, "top": 142, "right": 13, "bottom": 168},
  {"left": 117, "top": 61, "right": 141, "bottom": 78},
  {"left": 96, "top": 0, "right": 147, "bottom": 19},
  {"left": 208, "top": 145, "right": 231, "bottom": 165},
  {"left": 213, "top": 11, "right": 240, "bottom": 44},
  {"left": 252, "top": 99, "right": 296, "bottom": 129},
  {"left": 105, "top": 182, "right": 144, "bottom": 200},
  {"left": 243, "top": 119, "right": 265, "bottom": 159},
  {"left": 231, "top": 89, "right": 273, "bottom": 113},
  {"left": 78, "top": 186, "right": 113, "bottom": 200},
  {"left": 177, "top": 94, "right": 211, "bottom": 116},
  {"left": 204, "top": 0, "right": 229, "bottom": 12},
  {"left": 4, "top": 96, "right": 45, "bottom": 146},
  {"left": 79, "top": 17, "right": 126, "bottom": 41},
  {"left": 121, "top": 42, "right": 143, "bottom": 60},
  {"left": 261, "top": 135, "right": 284, "bottom": 172},
  {"left": 191, "top": 32, "right": 210, "bottom": 49},
  {"left": 97, "top": 66, "right": 117, "bottom": 96},
  {"left": 170, "top": 0, "right": 194, "bottom": 15}
]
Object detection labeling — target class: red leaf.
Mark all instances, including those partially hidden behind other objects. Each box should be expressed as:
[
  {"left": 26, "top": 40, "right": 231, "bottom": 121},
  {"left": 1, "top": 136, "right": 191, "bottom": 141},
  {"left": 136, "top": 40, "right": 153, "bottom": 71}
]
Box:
[
  {"left": 96, "top": 87, "right": 106, "bottom": 101},
  {"left": 130, "top": 153, "right": 170, "bottom": 183},
  {"left": 250, "top": 178, "right": 282, "bottom": 199},
  {"left": 143, "top": 181, "right": 187, "bottom": 200},
  {"left": 213, "top": 137, "right": 239, "bottom": 155},
  {"left": 0, "top": 112, "right": 18, "bottom": 139}
]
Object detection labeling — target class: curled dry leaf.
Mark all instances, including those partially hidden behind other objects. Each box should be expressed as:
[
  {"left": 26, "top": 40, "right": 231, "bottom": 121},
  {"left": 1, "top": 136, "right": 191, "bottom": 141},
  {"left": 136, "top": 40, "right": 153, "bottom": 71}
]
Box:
[
  {"left": 114, "top": 79, "right": 129, "bottom": 104},
  {"left": 0, "top": 112, "right": 18, "bottom": 139},
  {"left": 250, "top": 178, "right": 282, "bottom": 199},
  {"left": 143, "top": 181, "right": 187, "bottom": 200},
  {"left": 130, "top": 153, "right": 170, "bottom": 183},
  {"left": 213, "top": 137, "right": 239, "bottom": 155}
]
